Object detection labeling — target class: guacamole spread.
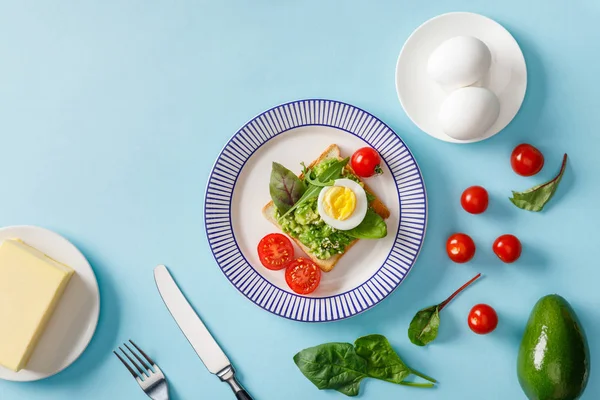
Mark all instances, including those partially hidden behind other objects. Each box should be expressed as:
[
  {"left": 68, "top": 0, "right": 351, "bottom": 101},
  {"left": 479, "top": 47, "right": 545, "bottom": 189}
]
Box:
[{"left": 276, "top": 159, "right": 360, "bottom": 260}]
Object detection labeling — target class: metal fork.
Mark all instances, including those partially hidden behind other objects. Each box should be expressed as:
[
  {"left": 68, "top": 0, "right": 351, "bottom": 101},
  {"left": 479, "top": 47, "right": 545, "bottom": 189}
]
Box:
[{"left": 114, "top": 340, "right": 170, "bottom": 400}]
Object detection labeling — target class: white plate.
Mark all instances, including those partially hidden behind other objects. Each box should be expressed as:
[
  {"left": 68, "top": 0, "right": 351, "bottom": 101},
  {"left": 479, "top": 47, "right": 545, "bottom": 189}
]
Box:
[
  {"left": 0, "top": 226, "right": 100, "bottom": 382},
  {"left": 205, "top": 100, "right": 427, "bottom": 322},
  {"left": 395, "top": 12, "right": 527, "bottom": 143}
]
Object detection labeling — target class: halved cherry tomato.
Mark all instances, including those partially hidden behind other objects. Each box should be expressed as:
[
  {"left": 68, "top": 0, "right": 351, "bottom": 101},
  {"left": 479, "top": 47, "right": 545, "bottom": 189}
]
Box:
[
  {"left": 446, "top": 233, "right": 476, "bottom": 263},
  {"left": 511, "top": 144, "right": 544, "bottom": 176},
  {"left": 468, "top": 304, "right": 498, "bottom": 334},
  {"left": 351, "top": 147, "right": 382, "bottom": 178},
  {"left": 493, "top": 234, "right": 522, "bottom": 263},
  {"left": 461, "top": 186, "right": 489, "bottom": 214},
  {"left": 257, "top": 233, "right": 294, "bottom": 270},
  {"left": 285, "top": 258, "right": 321, "bottom": 294}
]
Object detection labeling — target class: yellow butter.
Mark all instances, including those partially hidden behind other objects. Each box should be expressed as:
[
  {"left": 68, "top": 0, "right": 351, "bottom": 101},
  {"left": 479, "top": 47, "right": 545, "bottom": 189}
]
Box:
[{"left": 0, "top": 239, "right": 74, "bottom": 372}]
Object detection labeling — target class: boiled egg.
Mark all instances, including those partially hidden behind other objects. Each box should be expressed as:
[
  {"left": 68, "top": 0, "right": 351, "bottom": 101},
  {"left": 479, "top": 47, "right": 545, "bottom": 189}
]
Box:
[
  {"left": 428, "top": 36, "right": 492, "bottom": 91},
  {"left": 439, "top": 87, "right": 500, "bottom": 141},
  {"left": 317, "top": 178, "right": 368, "bottom": 231}
]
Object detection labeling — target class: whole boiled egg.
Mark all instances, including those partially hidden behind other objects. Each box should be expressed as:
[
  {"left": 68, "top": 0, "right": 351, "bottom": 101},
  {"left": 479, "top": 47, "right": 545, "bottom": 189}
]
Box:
[
  {"left": 317, "top": 178, "right": 368, "bottom": 230},
  {"left": 439, "top": 87, "right": 500, "bottom": 141},
  {"left": 428, "top": 36, "right": 492, "bottom": 91}
]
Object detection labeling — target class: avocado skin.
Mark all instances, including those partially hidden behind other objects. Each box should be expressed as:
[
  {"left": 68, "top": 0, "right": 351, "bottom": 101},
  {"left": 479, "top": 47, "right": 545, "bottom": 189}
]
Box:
[{"left": 517, "top": 294, "right": 590, "bottom": 400}]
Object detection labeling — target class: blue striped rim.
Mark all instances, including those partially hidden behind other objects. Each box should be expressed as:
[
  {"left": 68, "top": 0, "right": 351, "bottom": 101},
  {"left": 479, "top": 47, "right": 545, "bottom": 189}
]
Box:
[{"left": 204, "top": 99, "right": 427, "bottom": 322}]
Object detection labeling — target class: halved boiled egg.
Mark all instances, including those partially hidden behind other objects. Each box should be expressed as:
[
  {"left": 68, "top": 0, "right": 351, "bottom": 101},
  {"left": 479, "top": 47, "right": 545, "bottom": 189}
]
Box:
[{"left": 317, "top": 178, "right": 368, "bottom": 230}]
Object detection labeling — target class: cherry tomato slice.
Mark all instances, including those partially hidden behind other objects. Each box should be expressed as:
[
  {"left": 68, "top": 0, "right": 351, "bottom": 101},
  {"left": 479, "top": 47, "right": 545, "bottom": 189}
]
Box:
[
  {"left": 511, "top": 144, "right": 544, "bottom": 176},
  {"left": 446, "top": 233, "right": 476, "bottom": 263},
  {"left": 493, "top": 234, "right": 522, "bottom": 263},
  {"left": 257, "top": 233, "right": 294, "bottom": 270},
  {"left": 468, "top": 304, "right": 499, "bottom": 334},
  {"left": 351, "top": 147, "right": 382, "bottom": 178},
  {"left": 285, "top": 258, "right": 321, "bottom": 295},
  {"left": 461, "top": 186, "right": 489, "bottom": 214}
]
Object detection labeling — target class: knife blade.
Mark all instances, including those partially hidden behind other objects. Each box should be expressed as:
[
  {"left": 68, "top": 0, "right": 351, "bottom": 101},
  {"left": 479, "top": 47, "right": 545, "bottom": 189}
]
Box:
[{"left": 154, "top": 265, "right": 253, "bottom": 400}]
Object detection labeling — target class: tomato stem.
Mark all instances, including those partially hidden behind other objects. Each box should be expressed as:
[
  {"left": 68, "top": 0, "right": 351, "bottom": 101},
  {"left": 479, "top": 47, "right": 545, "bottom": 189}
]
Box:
[{"left": 438, "top": 273, "right": 482, "bottom": 311}]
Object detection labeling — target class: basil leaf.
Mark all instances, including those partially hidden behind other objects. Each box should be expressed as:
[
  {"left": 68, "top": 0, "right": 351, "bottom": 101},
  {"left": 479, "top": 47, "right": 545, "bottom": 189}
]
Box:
[
  {"left": 293, "top": 342, "right": 367, "bottom": 397},
  {"left": 354, "top": 335, "right": 411, "bottom": 384},
  {"left": 510, "top": 154, "right": 568, "bottom": 212},
  {"left": 408, "top": 306, "right": 440, "bottom": 346},
  {"left": 344, "top": 209, "right": 387, "bottom": 239},
  {"left": 279, "top": 158, "right": 349, "bottom": 220},
  {"left": 269, "top": 162, "right": 306, "bottom": 214}
]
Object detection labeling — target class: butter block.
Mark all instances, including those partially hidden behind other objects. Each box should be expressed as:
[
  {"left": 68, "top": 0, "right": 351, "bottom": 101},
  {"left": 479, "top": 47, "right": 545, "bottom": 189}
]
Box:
[{"left": 0, "top": 239, "right": 74, "bottom": 372}]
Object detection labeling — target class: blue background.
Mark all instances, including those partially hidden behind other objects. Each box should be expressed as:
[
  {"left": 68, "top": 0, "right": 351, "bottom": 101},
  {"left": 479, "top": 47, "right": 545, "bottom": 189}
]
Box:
[{"left": 0, "top": 1, "right": 598, "bottom": 399}]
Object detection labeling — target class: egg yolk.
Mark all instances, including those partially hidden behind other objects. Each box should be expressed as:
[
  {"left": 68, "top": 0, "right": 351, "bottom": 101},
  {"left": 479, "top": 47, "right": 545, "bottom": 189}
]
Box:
[{"left": 322, "top": 186, "right": 356, "bottom": 221}]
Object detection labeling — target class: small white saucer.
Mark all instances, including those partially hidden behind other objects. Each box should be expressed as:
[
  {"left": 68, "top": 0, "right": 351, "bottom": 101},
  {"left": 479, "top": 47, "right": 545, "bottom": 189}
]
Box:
[
  {"left": 0, "top": 226, "right": 100, "bottom": 382},
  {"left": 395, "top": 12, "right": 527, "bottom": 143}
]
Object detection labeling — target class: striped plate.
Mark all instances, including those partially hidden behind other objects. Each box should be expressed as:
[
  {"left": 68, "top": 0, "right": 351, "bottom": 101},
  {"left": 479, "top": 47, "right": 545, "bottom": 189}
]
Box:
[{"left": 205, "top": 100, "right": 427, "bottom": 322}]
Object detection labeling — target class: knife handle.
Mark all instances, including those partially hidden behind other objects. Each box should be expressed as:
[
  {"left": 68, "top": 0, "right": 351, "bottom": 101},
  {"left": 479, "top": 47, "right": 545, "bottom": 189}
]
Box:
[
  {"left": 235, "top": 390, "right": 252, "bottom": 400},
  {"left": 218, "top": 366, "right": 253, "bottom": 400}
]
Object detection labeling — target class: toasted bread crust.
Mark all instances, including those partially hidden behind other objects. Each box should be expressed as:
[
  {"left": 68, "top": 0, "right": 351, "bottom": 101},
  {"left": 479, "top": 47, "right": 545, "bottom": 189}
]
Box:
[{"left": 262, "top": 144, "right": 389, "bottom": 272}]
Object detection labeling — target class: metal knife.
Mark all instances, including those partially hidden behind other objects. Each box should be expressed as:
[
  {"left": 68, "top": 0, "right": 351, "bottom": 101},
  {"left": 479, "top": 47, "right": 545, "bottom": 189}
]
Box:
[{"left": 154, "top": 265, "right": 253, "bottom": 400}]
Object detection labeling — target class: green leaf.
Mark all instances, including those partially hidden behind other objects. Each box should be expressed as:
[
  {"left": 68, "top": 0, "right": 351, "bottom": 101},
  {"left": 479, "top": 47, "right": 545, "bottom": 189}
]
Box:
[
  {"left": 407, "top": 274, "right": 481, "bottom": 347},
  {"left": 408, "top": 306, "right": 440, "bottom": 346},
  {"left": 269, "top": 162, "right": 306, "bottom": 214},
  {"left": 293, "top": 342, "right": 367, "bottom": 397},
  {"left": 509, "top": 154, "right": 568, "bottom": 212},
  {"left": 354, "top": 335, "right": 411, "bottom": 384},
  {"left": 344, "top": 208, "right": 387, "bottom": 239},
  {"left": 279, "top": 158, "right": 349, "bottom": 220},
  {"left": 366, "top": 191, "right": 377, "bottom": 203}
]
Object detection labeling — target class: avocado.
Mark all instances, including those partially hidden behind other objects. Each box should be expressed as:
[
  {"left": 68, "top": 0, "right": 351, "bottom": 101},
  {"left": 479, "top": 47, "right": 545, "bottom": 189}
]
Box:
[{"left": 517, "top": 294, "right": 590, "bottom": 400}]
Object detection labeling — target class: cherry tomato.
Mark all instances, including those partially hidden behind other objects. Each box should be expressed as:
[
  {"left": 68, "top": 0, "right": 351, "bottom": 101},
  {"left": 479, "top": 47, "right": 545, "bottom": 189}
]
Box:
[
  {"left": 468, "top": 304, "right": 499, "bottom": 334},
  {"left": 285, "top": 258, "right": 321, "bottom": 294},
  {"left": 446, "top": 233, "right": 476, "bottom": 263},
  {"left": 257, "top": 233, "right": 294, "bottom": 270},
  {"left": 351, "top": 147, "right": 382, "bottom": 178},
  {"left": 511, "top": 144, "right": 544, "bottom": 176},
  {"left": 493, "top": 234, "right": 522, "bottom": 263},
  {"left": 461, "top": 186, "right": 489, "bottom": 214}
]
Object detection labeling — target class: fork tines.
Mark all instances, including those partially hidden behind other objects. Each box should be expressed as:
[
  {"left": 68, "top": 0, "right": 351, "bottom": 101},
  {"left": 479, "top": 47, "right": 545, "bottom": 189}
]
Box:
[{"left": 114, "top": 340, "right": 156, "bottom": 380}]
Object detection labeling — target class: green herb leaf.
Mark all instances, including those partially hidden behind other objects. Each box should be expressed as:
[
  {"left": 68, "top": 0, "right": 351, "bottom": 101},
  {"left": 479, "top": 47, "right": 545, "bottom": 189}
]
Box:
[
  {"left": 305, "top": 172, "right": 334, "bottom": 187},
  {"left": 279, "top": 158, "right": 349, "bottom": 220},
  {"left": 354, "top": 334, "right": 411, "bottom": 383},
  {"left": 344, "top": 208, "right": 387, "bottom": 239},
  {"left": 366, "top": 191, "right": 377, "bottom": 203},
  {"left": 510, "top": 154, "right": 568, "bottom": 212},
  {"left": 293, "top": 342, "right": 367, "bottom": 397},
  {"left": 269, "top": 162, "right": 306, "bottom": 214},
  {"left": 408, "top": 306, "right": 440, "bottom": 346},
  {"left": 408, "top": 274, "right": 481, "bottom": 346}
]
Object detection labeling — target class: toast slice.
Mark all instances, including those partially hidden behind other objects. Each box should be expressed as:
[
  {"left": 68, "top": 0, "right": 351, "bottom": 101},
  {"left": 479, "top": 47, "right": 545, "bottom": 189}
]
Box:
[{"left": 262, "top": 144, "right": 390, "bottom": 272}]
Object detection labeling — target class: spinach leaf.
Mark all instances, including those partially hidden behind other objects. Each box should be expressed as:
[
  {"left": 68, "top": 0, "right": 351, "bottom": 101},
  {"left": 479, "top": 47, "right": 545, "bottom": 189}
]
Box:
[
  {"left": 279, "top": 158, "right": 349, "bottom": 220},
  {"left": 344, "top": 208, "right": 387, "bottom": 239},
  {"left": 355, "top": 335, "right": 437, "bottom": 386},
  {"left": 354, "top": 334, "right": 411, "bottom": 383},
  {"left": 408, "top": 306, "right": 440, "bottom": 346},
  {"left": 510, "top": 154, "right": 568, "bottom": 212},
  {"left": 269, "top": 162, "right": 306, "bottom": 214},
  {"left": 294, "top": 336, "right": 436, "bottom": 397},
  {"left": 408, "top": 274, "right": 481, "bottom": 346},
  {"left": 293, "top": 342, "right": 367, "bottom": 397}
]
